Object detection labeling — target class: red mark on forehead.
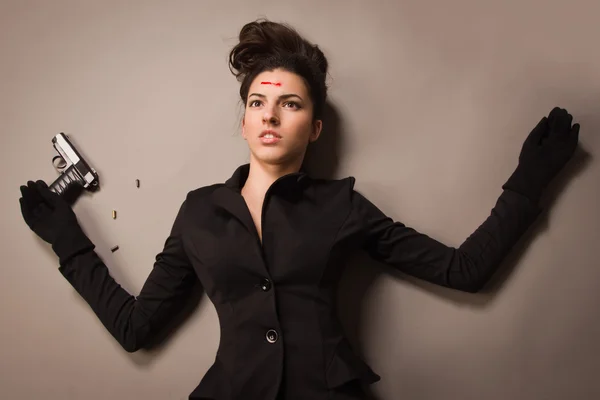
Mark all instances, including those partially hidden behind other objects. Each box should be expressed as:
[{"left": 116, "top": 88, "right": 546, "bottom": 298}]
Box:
[{"left": 261, "top": 81, "right": 282, "bottom": 86}]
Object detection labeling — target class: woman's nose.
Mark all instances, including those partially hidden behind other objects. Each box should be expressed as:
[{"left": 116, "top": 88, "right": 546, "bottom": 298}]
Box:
[
  {"left": 263, "top": 107, "right": 280, "bottom": 124},
  {"left": 263, "top": 115, "right": 279, "bottom": 125}
]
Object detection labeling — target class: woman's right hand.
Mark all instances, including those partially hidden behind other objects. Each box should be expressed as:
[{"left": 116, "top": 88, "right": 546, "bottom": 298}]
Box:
[{"left": 19, "top": 180, "right": 80, "bottom": 245}]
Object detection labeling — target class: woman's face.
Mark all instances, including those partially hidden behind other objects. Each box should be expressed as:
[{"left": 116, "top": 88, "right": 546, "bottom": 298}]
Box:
[{"left": 242, "top": 68, "right": 322, "bottom": 168}]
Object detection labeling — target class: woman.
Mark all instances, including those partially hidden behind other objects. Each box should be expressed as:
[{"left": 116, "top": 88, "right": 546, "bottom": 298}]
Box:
[{"left": 19, "top": 18, "right": 580, "bottom": 400}]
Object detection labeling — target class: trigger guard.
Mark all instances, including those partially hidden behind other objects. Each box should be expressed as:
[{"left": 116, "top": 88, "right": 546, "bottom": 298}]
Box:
[{"left": 52, "top": 155, "right": 67, "bottom": 170}]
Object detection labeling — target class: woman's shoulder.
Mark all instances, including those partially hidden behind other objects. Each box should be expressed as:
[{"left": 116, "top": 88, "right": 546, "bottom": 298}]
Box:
[{"left": 183, "top": 182, "right": 224, "bottom": 204}]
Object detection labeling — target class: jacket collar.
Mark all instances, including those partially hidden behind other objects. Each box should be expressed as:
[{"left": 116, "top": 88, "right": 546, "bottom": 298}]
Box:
[
  {"left": 223, "top": 163, "right": 309, "bottom": 194},
  {"left": 210, "top": 163, "right": 310, "bottom": 241}
]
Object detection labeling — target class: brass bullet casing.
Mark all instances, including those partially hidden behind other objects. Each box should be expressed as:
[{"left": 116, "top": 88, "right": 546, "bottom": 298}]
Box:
[{"left": 112, "top": 210, "right": 117, "bottom": 219}]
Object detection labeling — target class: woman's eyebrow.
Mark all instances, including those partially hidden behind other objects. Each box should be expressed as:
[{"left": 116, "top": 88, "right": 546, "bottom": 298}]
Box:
[{"left": 249, "top": 93, "right": 304, "bottom": 101}]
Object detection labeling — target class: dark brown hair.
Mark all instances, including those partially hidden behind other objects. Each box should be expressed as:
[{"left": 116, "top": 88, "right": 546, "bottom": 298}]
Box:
[{"left": 228, "top": 18, "right": 329, "bottom": 121}]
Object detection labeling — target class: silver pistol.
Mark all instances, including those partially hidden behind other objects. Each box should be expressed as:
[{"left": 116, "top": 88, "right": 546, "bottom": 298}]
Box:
[{"left": 50, "top": 132, "right": 100, "bottom": 195}]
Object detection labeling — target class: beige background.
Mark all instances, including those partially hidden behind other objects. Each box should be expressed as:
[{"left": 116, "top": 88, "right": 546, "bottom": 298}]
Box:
[{"left": 2, "top": 0, "right": 599, "bottom": 399}]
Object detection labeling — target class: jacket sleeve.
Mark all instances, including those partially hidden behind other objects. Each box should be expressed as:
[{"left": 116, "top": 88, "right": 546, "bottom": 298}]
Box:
[
  {"left": 351, "top": 188, "right": 543, "bottom": 293},
  {"left": 56, "top": 198, "right": 198, "bottom": 352}
]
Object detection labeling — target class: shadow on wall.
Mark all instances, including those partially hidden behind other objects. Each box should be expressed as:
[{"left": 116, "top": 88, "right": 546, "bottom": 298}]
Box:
[
  {"left": 315, "top": 94, "right": 595, "bottom": 399},
  {"left": 302, "top": 101, "right": 345, "bottom": 180}
]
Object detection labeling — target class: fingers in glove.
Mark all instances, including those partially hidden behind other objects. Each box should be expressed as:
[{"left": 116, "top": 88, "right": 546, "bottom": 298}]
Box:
[
  {"left": 26, "top": 180, "right": 45, "bottom": 206},
  {"left": 19, "top": 181, "right": 51, "bottom": 225},
  {"left": 565, "top": 123, "right": 581, "bottom": 152},
  {"left": 524, "top": 116, "right": 548, "bottom": 148},
  {"left": 35, "top": 179, "right": 63, "bottom": 208},
  {"left": 548, "top": 107, "right": 573, "bottom": 141},
  {"left": 19, "top": 196, "right": 32, "bottom": 223},
  {"left": 28, "top": 180, "right": 56, "bottom": 216},
  {"left": 560, "top": 121, "right": 580, "bottom": 144},
  {"left": 571, "top": 123, "right": 580, "bottom": 140},
  {"left": 21, "top": 181, "right": 45, "bottom": 214},
  {"left": 548, "top": 107, "right": 568, "bottom": 122},
  {"left": 20, "top": 183, "right": 36, "bottom": 223},
  {"left": 20, "top": 184, "right": 32, "bottom": 204}
]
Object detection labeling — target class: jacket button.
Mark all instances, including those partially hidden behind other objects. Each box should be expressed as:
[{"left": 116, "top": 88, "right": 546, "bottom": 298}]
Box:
[
  {"left": 260, "top": 278, "right": 272, "bottom": 291},
  {"left": 266, "top": 329, "right": 278, "bottom": 343}
]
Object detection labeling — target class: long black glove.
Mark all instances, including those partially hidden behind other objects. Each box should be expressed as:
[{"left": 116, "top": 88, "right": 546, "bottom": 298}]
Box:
[
  {"left": 19, "top": 180, "right": 94, "bottom": 264},
  {"left": 502, "top": 107, "right": 580, "bottom": 204}
]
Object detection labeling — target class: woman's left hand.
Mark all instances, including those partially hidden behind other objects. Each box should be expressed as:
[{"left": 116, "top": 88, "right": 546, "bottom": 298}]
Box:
[{"left": 502, "top": 107, "right": 580, "bottom": 203}]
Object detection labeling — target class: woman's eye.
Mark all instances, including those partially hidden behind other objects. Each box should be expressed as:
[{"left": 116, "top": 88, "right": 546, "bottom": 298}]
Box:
[{"left": 248, "top": 100, "right": 300, "bottom": 109}]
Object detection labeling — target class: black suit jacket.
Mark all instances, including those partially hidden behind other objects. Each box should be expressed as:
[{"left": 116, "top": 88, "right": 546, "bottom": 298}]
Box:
[{"left": 57, "top": 163, "right": 542, "bottom": 399}]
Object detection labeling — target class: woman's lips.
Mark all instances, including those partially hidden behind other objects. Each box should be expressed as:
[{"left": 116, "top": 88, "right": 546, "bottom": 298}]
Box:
[{"left": 260, "top": 136, "right": 281, "bottom": 144}]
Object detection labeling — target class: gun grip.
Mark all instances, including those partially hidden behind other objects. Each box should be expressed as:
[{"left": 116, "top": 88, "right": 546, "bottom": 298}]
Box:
[{"left": 49, "top": 164, "right": 84, "bottom": 196}]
